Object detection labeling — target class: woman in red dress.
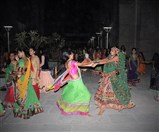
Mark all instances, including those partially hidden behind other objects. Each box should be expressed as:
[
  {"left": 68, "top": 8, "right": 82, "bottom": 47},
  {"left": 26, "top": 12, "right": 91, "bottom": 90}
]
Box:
[{"left": 2, "top": 52, "right": 17, "bottom": 108}]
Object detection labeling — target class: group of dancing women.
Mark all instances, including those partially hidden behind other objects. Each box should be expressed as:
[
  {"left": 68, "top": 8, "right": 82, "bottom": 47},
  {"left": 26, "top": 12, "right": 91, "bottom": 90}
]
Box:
[{"left": 0, "top": 46, "right": 135, "bottom": 119}]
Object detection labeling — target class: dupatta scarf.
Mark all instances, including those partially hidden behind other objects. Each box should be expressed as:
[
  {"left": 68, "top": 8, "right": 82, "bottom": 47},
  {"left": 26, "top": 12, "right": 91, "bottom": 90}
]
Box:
[{"left": 17, "top": 58, "right": 31, "bottom": 100}]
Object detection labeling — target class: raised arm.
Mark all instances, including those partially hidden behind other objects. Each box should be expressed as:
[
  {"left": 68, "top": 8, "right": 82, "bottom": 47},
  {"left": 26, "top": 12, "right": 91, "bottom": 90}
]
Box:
[
  {"left": 77, "top": 61, "right": 93, "bottom": 67},
  {"left": 96, "top": 56, "right": 119, "bottom": 65}
]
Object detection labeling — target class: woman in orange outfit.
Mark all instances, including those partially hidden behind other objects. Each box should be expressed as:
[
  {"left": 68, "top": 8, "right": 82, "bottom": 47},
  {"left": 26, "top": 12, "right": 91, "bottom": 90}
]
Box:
[{"left": 138, "top": 52, "right": 146, "bottom": 75}]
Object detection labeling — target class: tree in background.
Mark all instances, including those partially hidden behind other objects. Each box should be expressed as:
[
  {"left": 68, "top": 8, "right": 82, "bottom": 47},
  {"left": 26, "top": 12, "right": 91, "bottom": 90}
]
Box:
[{"left": 14, "top": 31, "right": 65, "bottom": 61}]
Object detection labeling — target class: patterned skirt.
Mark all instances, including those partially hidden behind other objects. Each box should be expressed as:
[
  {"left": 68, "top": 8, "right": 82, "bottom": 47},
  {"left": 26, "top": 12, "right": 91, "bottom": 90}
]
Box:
[
  {"left": 13, "top": 80, "right": 43, "bottom": 119},
  {"left": 95, "top": 72, "right": 135, "bottom": 111}
]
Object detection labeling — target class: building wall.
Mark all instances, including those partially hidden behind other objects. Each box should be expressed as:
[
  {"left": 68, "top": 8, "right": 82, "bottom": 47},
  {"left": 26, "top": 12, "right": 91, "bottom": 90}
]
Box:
[{"left": 119, "top": 0, "right": 159, "bottom": 60}]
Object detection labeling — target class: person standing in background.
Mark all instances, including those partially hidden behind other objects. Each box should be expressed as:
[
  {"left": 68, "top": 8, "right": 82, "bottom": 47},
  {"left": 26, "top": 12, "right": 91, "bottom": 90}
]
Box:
[
  {"left": 38, "top": 48, "right": 54, "bottom": 92},
  {"left": 94, "top": 47, "right": 135, "bottom": 115},
  {"left": 120, "top": 45, "right": 126, "bottom": 55},
  {"left": 128, "top": 48, "right": 140, "bottom": 86},
  {"left": 150, "top": 51, "right": 159, "bottom": 101},
  {"left": 138, "top": 52, "right": 146, "bottom": 75},
  {"left": 56, "top": 50, "right": 92, "bottom": 116},
  {"left": 29, "top": 47, "right": 40, "bottom": 100}
]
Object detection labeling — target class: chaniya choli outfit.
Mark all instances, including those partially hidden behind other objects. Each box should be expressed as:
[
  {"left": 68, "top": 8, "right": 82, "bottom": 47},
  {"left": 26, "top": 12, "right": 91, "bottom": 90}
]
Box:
[
  {"left": 95, "top": 52, "right": 135, "bottom": 111},
  {"left": 30, "top": 56, "right": 40, "bottom": 100},
  {"left": 57, "top": 60, "right": 91, "bottom": 115},
  {"left": 127, "top": 55, "right": 140, "bottom": 85},
  {"left": 3, "top": 62, "right": 17, "bottom": 108},
  {"left": 39, "top": 54, "right": 54, "bottom": 93},
  {"left": 13, "top": 58, "right": 43, "bottom": 119}
]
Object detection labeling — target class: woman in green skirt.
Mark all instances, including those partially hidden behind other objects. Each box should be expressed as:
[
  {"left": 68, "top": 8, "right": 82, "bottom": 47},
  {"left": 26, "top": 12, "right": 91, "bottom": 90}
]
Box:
[
  {"left": 94, "top": 47, "right": 135, "bottom": 115},
  {"left": 56, "top": 50, "right": 93, "bottom": 116},
  {"left": 13, "top": 48, "right": 43, "bottom": 119}
]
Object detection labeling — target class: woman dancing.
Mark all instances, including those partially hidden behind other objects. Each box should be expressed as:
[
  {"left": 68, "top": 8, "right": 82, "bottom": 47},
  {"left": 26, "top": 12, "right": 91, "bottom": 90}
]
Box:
[
  {"left": 13, "top": 48, "right": 43, "bottom": 119},
  {"left": 2, "top": 51, "right": 17, "bottom": 108},
  {"left": 94, "top": 47, "right": 135, "bottom": 115},
  {"left": 56, "top": 50, "right": 92, "bottom": 116}
]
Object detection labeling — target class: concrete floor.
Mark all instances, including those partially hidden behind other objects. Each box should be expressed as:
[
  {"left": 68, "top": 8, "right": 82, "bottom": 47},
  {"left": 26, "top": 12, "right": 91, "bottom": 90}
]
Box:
[{"left": 0, "top": 65, "right": 158, "bottom": 132}]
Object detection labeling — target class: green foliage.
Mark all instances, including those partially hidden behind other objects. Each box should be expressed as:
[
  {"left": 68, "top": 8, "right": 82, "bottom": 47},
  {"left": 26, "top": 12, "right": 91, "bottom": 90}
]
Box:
[
  {"left": 48, "top": 32, "right": 65, "bottom": 49},
  {"left": 15, "top": 30, "right": 65, "bottom": 60},
  {"left": 15, "top": 31, "right": 48, "bottom": 50}
]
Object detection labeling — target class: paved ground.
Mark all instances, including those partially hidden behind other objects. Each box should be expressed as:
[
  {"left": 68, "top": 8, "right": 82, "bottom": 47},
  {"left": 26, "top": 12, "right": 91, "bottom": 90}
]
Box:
[{"left": 0, "top": 65, "right": 158, "bottom": 132}]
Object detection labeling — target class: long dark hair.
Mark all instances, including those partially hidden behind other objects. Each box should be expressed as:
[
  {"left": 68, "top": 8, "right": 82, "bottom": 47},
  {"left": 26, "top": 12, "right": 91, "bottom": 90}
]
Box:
[
  {"left": 17, "top": 47, "right": 28, "bottom": 57},
  {"left": 139, "top": 51, "right": 145, "bottom": 61},
  {"left": 62, "top": 50, "right": 73, "bottom": 63},
  {"left": 6, "top": 51, "right": 15, "bottom": 66},
  {"left": 120, "top": 45, "right": 126, "bottom": 52},
  {"left": 132, "top": 47, "right": 136, "bottom": 51},
  {"left": 29, "top": 46, "right": 36, "bottom": 53}
]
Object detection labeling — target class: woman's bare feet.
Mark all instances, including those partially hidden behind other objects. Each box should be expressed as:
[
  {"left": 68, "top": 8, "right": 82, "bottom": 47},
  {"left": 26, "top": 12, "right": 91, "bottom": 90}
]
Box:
[
  {"left": 97, "top": 105, "right": 105, "bottom": 115},
  {"left": 127, "top": 101, "right": 136, "bottom": 109},
  {"left": 98, "top": 109, "right": 105, "bottom": 115}
]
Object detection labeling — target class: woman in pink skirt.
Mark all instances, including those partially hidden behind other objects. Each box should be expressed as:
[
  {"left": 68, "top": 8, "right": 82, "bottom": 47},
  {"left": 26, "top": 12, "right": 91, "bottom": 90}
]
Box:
[{"left": 38, "top": 48, "right": 54, "bottom": 92}]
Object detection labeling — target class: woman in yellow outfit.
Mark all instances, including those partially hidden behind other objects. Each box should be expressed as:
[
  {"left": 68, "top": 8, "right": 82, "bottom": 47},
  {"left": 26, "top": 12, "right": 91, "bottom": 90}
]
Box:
[{"left": 13, "top": 48, "right": 43, "bottom": 119}]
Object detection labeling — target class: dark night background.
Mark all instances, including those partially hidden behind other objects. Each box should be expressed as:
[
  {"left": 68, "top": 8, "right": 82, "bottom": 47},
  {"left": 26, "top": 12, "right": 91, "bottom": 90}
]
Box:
[
  {"left": 0, "top": 1, "right": 159, "bottom": 131},
  {"left": 0, "top": 0, "right": 119, "bottom": 48},
  {"left": 0, "top": 0, "right": 159, "bottom": 59}
]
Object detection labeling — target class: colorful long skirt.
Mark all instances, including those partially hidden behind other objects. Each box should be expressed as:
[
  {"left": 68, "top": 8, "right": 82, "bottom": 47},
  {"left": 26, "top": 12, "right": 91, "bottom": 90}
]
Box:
[
  {"left": 138, "top": 63, "right": 145, "bottom": 75},
  {"left": 4, "top": 81, "right": 16, "bottom": 108},
  {"left": 39, "top": 70, "right": 54, "bottom": 93},
  {"left": 128, "top": 61, "right": 140, "bottom": 86},
  {"left": 0, "top": 101, "right": 5, "bottom": 117},
  {"left": 33, "top": 83, "right": 40, "bottom": 100},
  {"left": 57, "top": 78, "right": 91, "bottom": 116},
  {"left": 13, "top": 80, "right": 43, "bottom": 119},
  {"left": 95, "top": 73, "right": 135, "bottom": 111}
]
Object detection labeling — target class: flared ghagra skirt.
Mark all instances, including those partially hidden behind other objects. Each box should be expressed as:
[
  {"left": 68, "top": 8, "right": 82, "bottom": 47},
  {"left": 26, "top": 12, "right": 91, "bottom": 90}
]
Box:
[{"left": 57, "top": 78, "right": 91, "bottom": 116}]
